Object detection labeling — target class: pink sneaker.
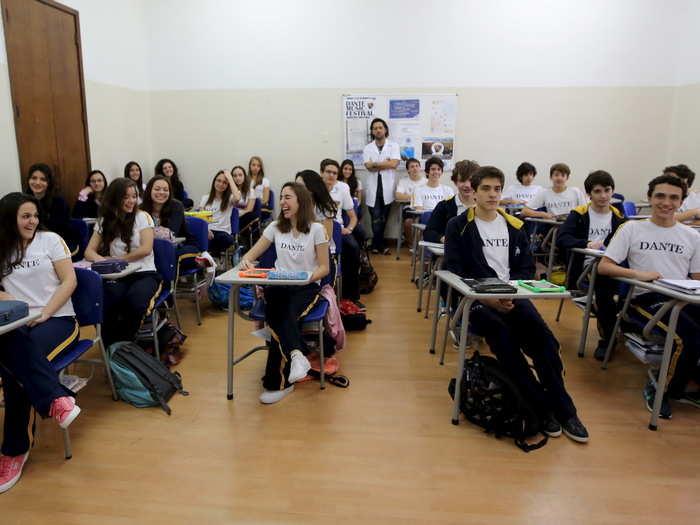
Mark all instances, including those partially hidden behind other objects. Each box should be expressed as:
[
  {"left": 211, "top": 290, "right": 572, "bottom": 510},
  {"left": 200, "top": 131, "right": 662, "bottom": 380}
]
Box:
[
  {"left": 49, "top": 396, "right": 81, "bottom": 429},
  {"left": 0, "top": 452, "right": 28, "bottom": 494}
]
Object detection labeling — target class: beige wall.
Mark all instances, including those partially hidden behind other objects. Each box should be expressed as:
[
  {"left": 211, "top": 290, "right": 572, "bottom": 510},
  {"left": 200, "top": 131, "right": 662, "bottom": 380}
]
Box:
[
  {"left": 668, "top": 84, "right": 700, "bottom": 174},
  {"left": 150, "top": 86, "right": 676, "bottom": 207}
]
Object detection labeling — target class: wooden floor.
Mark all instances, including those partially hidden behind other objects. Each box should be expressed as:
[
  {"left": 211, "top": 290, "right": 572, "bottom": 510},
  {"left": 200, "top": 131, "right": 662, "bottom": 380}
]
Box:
[{"left": 3, "top": 252, "right": 700, "bottom": 524}]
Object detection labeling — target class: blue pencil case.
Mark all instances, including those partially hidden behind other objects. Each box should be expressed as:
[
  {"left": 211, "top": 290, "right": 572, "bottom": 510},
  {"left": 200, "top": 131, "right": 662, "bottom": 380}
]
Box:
[
  {"left": 0, "top": 300, "right": 29, "bottom": 326},
  {"left": 267, "top": 270, "right": 309, "bottom": 280}
]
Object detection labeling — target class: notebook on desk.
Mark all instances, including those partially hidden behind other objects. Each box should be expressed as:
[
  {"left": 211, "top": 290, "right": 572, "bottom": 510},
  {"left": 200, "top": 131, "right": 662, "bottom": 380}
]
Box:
[{"left": 655, "top": 279, "right": 700, "bottom": 295}]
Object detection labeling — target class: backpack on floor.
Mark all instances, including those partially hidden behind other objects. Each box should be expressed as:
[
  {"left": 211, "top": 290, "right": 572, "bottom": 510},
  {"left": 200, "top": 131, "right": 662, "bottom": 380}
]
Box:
[
  {"left": 358, "top": 249, "right": 378, "bottom": 294},
  {"left": 107, "top": 341, "right": 189, "bottom": 415},
  {"left": 138, "top": 322, "right": 188, "bottom": 368},
  {"left": 448, "top": 351, "right": 547, "bottom": 452},
  {"left": 339, "top": 299, "right": 372, "bottom": 331}
]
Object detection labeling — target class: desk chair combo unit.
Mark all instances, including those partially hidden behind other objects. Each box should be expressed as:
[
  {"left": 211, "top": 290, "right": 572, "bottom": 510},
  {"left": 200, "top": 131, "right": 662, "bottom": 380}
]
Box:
[
  {"left": 416, "top": 240, "right": 444, "bottom": 317},
  {"left": 409, "top": 210, "right": 432, "bottom": 283},
  {"left": 525, "top": 217, "right": 565, "bottom": 281},
  {"left": 175, "top": 216, "right": 210, "bottom": 325},
  {"left": 216, "top": 246, "right": 333, "bottom": 400}
]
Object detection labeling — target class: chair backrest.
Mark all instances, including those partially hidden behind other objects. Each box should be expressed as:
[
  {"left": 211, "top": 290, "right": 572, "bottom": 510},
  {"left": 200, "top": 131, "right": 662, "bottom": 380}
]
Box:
[
  {"left": 622, "top": 201, "right": 636, "bottom": 218},
  {"left": 69, "top": 218, "right": 89, "bottom": 259},
  {"left": 72, "top": 267, "right": 103, "bottom": 327},
  {"left": 266, "top": 190, "right": 275, "bottom": 211},
  {"left": 185, "top": 216, "right": 209, "bottom": 251},
  {"left": 229, "top": 206, "right": 240, "bottom": 234},
  {"left": 419, "top": 211, "right": 433, "bottom": 225},
  {"left": 252, "top": 198, "right": 262, "bottom": 217},
  {"left": 153, "top": 238, "right": 177, "bottom": 283},
  {"left": 332, "top": 221, "right": 343, "bottom": 256},
  {"left": 353, "top": 197, "right": 362, "bottom": 220},
  {"left": 613, "top": 192, "right": 625, "bottom": 202}
]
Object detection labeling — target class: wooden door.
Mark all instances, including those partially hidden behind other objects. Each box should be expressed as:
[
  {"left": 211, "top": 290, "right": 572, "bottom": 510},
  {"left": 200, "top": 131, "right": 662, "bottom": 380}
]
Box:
[{"left": 2, "top": 0, "right": 90, "bottom": 203}]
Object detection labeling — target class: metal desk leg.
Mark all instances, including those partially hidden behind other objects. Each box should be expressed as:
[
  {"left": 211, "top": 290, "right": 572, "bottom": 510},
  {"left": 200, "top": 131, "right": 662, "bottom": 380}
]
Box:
[
  {"left": 439, "top": 287, "right": 455, "bottom": 366},
  {"left": 396, "top": 203, "right": 404, "bottom": 260},
  {"left": 452, "top": 299, "right": 473, "bottom": 424},
  {"left": 226, "top": 284, "right": 238, "bottom": 400},
  {"left": 417, "top": 245, "right": 426, "bottom": 312},
  {"left": 602, "top": 285, "right": 635, "bottom": 369},
  {"left": 649, "top": 302, "right": 686, "bottom": 431},
  {"left": 410, "top": 224, "right": 420, "bottom": 282},
  {"left": 577, "top": 262, "right": 598, "bottom": 358},
  {"left": 546, "top": 227, "right": 558, "bottom": 281},
  {"left": 429, "top": 274, "right": 444, "bottom": 354}
]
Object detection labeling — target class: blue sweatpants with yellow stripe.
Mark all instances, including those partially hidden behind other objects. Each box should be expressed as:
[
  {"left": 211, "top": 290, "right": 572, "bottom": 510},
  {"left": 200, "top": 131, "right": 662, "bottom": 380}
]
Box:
[
  {"left": 0, "top": 316, "right": 79, "bottom": 456},
  {"left": 629, "top": 292, "right": 700, "bottom": 398}
]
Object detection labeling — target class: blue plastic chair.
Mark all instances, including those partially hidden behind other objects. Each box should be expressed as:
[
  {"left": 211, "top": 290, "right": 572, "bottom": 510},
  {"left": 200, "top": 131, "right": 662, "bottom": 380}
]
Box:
[
  {"left": 176, "top": 217, "right": 209, "bottom": 325},
  {"left": 239, "top": 198, "right": 262, "bottom": 246},
  {"left": 49, "top": 267, "right": 117, "bottom": 459},
  {"left": 261, "top": 189, "right": 275, "bottom": 224},
  {"left": 622, "top": 201, "right": 637, "bottom": 218},
  {"left": 140, "top": 239, "right": 179, "bottom": 359},
  {"left": 69, "top": 218, "right": 89, "bottom": 261},
  {"left": 223, "top": 207, "right": 241, "bottom": 270},
  {"left": 247, "top": 244, "right": 331, "bottom": 389},
  {"left": 332, "top": 221, "right": 343, "bottom": 299}
]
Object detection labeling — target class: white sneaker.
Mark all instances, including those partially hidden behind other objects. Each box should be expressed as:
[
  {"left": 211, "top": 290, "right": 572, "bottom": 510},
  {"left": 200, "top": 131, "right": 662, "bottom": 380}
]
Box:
[
  {"left": 259, "top": 386, "right": 294, "bottom": 404},
  {"left": 288, "top": 350, "right": 311, "bottom": 383}
]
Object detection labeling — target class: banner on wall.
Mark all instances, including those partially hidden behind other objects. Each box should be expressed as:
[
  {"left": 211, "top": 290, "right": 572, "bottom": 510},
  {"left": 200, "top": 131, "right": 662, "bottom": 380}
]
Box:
[{"left": 342, "top": 94, "right": 457, "bottom": 171}]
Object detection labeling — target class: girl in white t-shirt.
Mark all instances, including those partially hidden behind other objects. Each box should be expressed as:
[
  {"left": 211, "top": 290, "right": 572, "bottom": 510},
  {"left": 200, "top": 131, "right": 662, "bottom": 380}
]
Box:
[
  {"left": 124, "top": 161, "right": 146, "bottom": 203},
  {"left": 199, "top": 170, "right": 242, "bottom": 255},
  {"left": 413, "top": 157, "right": 455, "bottom": 211},
  {"left": 85, "top": 178, "right": 162, "bottom": 347},
  {"left": 0, "top": 192, "right": 82, "bottom": 493},
  {"left": 340, "top": 159, "right": 363, "bottom": 202},
  {"left": 295, "top": 169, "right": 337, "bottom": 247},
  {"left": 249, "top": 155, "right": 271, "bottom": 208},
  {"left": 231, "top": 165, "right": 258, "bottom": 233},
  {"left": 501, "top": 162, "right": 542, "bottom": 206},
  {"left": 240, "top": 182, "right": 330, "bottom": 404}
]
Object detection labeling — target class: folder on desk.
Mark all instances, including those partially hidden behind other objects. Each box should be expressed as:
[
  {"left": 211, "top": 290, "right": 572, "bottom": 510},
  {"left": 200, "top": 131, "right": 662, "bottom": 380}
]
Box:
[{"left": 655, "top": 279, "right": 700, "bottom": 295}]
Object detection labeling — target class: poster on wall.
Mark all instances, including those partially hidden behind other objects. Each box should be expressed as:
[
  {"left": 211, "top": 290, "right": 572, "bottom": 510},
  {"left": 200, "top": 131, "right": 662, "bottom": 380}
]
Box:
[{"left": 342, "top": 93, "right": 457, "bottom": 171}]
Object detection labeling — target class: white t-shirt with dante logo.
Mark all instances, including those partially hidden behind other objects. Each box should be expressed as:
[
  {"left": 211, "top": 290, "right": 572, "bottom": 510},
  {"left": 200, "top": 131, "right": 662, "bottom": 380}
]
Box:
[
  {"left": 262, "top": 221, "right": 328, "bottom": 279},
  {"left": 328, "top": 181, "right": 354, "bottom": 225},
  {"left": 475, "top": 214, "right": 510, "bottom": 281},
  {"left": 585, "top": 208, "right": 613, "bottom": 264},
  {"left": 395, "top": 176, "right": 426, "bottom": 200},
  {"left": 200, "top": 195, "right": 233, "bottom": 234},
  {"left": 502, "top": 183, "right": 542, "bottom": 203},
  {"left": 605, "top": 219, "right": 700, "bottom": 296},
  {"left": 96, "top": 211, "right": 156, "bottom": 273},
  {"left": 413, "top": 184, "right": 455, "bottom": 211},
  {"left": 1, "top": 231, "right": 75, "bottom": 317},
  {"left": 526, "top": 187, "right": 587, "bottom": 216}
]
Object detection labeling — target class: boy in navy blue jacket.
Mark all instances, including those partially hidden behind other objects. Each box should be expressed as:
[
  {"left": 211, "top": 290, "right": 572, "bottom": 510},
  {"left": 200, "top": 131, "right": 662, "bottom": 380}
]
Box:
[
  {"left": 445, "top": 166, "right": 589, "bottom": 443},
  {"left": 557, "top": 171, "right": 626, "bottom": 360}
]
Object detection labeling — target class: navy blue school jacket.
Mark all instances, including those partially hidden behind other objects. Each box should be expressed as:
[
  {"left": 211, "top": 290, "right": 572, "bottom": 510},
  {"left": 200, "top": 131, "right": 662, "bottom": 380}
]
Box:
[
  {"left": 445, "top": 207, "right": 534, "bottom": 280},
  {"left": 424, "top": 195, "right": 460, "bottom": 243}
]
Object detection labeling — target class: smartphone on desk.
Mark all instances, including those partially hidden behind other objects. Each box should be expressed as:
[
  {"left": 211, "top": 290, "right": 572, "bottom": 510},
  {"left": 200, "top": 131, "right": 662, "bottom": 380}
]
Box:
[{"left": 517, "top": 280, "right": 566, "bottom": 293}]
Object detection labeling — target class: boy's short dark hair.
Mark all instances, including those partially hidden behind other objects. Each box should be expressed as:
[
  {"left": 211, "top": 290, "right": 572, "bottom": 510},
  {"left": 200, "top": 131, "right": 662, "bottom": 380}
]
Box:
[
  {"left": 516, "top": 162, "right": 537, "bottom": 183},
  {"left": 663, "top": 164, "right": 695, "bottom": 188},
  {"left": 550, "top": 162, "right": 571, "bottom": 177},
  {"left": 451, "top": 160, "right": 480, "bottom": 183},
  {"left": 320, "top": 158, "right": 340, "bottom": 172},
  {"left": 647, "top": 174, "right": 688, "bottom": 200},
  {"left": 584, "top": 170, "right": 615, "bottom": 194},
  {"left": 472, "top": 166, "right": 505, "bottom": 190},
  {"left": 424, "top": 156, "right": 444, "bottom": 174},
  {"left": 405, "top": 158, "right": 421, "bottom": 169}
]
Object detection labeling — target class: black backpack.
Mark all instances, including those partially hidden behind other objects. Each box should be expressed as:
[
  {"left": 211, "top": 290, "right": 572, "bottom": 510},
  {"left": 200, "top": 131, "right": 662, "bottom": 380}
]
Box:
[
  {"left": 448, "top": 351, "right": 547, "bottom": 452},
  {"left": 108, "top": 342, "right": 189, "bottom": 415},
  {"left": 358, "top": 249, "right": 378, "bottom": 294}
]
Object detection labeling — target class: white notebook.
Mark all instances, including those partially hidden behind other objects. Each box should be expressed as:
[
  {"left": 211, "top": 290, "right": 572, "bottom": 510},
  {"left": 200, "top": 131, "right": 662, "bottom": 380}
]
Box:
[{"left": 655, "top": 279, "right": 700, "bottom": 294}]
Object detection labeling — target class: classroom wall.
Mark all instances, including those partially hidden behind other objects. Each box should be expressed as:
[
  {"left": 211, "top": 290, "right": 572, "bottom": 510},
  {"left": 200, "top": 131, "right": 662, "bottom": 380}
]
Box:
[{"left": 1, "top": 0, "right": 699, "bottom": 203}]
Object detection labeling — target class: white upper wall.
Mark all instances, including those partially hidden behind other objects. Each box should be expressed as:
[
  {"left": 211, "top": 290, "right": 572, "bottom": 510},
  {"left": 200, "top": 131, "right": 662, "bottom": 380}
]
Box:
[
  {"left": 144, "top": 0, "right": 700, "bottom": 90},
  {"left": 60, "top": 0, "right": 150, "bottom": 90}
]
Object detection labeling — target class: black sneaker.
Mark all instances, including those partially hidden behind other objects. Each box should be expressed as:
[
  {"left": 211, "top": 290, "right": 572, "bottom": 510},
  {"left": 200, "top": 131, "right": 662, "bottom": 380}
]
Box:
[
  {"left": 676, "top": 391, "right": 700, "bottom": 409},
  {"left": 643, "top": 381, "right": 672, "bottom": 419},
  {"left": 543, "top": 415, "right": 562, "bottom": 438},
  {"left": 562, "top": 416, "right": 589, "bottom": 443},
  {"left": 594, "top": 340, "right": 609, "bottom": 362}
]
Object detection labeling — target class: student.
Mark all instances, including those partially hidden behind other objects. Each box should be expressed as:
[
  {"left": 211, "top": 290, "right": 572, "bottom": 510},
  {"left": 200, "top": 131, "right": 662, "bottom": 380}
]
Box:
[
  {"left": 340, "top": 159, "right": 363, "bottom": 201},
  {"left": 199, "top": 170, "right": 242, "bottom": 256},
  {"left": 155, "top": 158, "right": 193, "bottom": 209},
  {"left": 231, "top": 165, "right": 257, "bottom": 232},
  {"left": 124, "top": 161, "right": 145, "bottom": 202},
  {"left": 0, "top": 192, "right": 81, "bottom": 493},
  {"left": 501, "top": 162, "right": 542, "bottom": 205},
  {"left": 249, "top": 155, "right": 270, "bottom": 208},
  {"left": 73, "top": 170, "right": 108, "bottom": 219},
  {"left": 84, "top": 178, "right": 162, "bottom": 347},
  {"left": 363, "top": 118, "right": 401, "bottom": 254},
  {"left": 295, "top": 169, "right": 337, "bottom": 247},
  {"left": 141, "top": 175, "right": 203, "bottom": 271},
  {"left": 396, "top": 157, "right": 427, "bottom": 247},
  {"left": 424, "top": 159, "right": 479, "bottom": 243},
  {"left": 665, "top": 164, "right": 700, "bottom": 223},
  {"left": 445, "top": 166, "right": 589, "bottom": 443},
  {"left": 413, "top": 157, "right": 455, "bottom": 212},
  {"left": 522, "top": 163, "right": 586, "bottom": 219},
  {"left": 557, "top": 170, "right": 626, "bottom": 360},
  {"left": 321, "top": 158, "right": 363, "bottom": 304},
  {"left": 599, "top": 174, "right": 700, "bottom": 418},
  {"left": 24, "top": 163, "right": 72, "bottom": 247},
  {"left": 239, "top": 182, "right": 329, "bottom": 404}
]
